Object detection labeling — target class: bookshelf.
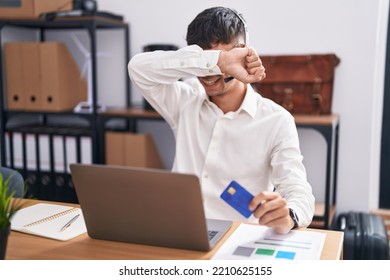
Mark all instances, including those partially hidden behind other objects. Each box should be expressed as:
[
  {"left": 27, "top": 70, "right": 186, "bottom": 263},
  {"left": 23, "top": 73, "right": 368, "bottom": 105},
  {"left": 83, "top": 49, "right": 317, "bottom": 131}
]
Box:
[{"left": 0, "top": 16, "right": 130, "bottom": 202}]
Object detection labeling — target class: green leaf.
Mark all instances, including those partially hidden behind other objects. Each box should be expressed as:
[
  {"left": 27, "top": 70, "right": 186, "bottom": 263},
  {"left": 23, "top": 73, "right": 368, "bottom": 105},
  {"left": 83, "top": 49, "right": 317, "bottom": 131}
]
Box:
[{"left": 0, "top": 171, "right": 28, "bottom": 229}]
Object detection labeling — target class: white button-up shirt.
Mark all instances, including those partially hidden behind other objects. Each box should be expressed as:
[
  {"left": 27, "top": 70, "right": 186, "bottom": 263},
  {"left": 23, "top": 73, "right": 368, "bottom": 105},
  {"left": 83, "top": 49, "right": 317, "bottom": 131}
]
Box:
[{"left": 128, "top": 45, "right": 314, "bottom": 227}]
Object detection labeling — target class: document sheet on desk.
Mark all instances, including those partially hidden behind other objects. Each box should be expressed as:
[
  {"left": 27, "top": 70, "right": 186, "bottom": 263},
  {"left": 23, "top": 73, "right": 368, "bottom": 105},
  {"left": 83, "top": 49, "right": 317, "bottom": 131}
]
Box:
[{"left": 212, "top": 224, "right": 326, "bottom": 260}]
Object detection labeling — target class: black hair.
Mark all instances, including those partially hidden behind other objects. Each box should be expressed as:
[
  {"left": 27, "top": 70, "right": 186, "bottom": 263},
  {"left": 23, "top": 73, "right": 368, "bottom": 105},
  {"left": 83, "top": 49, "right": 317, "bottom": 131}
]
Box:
[{"left": 186, "top": 6, "right": 246, "bottom": 49}]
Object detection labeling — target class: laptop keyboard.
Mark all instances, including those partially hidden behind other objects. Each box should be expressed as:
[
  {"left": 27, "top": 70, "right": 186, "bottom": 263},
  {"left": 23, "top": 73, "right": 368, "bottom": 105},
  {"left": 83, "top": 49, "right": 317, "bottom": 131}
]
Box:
[{"left": 208, "top": 230, "right": 219, "bottom": 240}]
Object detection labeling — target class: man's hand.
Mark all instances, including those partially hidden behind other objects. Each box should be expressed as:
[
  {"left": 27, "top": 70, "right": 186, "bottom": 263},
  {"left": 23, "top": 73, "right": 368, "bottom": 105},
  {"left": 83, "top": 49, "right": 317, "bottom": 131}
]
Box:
[
  {"left": 218, "top": 47, "right": 266, "bottom": 84},
  {"left": 249, "top": 191, "right": 295, "bottom": 234}
]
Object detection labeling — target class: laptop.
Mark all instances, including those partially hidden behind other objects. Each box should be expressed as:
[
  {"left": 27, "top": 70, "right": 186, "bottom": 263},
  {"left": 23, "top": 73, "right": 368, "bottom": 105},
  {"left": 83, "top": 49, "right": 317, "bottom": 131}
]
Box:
[{"left": 70, "top": 163, "right": 232, "bottom": 251}]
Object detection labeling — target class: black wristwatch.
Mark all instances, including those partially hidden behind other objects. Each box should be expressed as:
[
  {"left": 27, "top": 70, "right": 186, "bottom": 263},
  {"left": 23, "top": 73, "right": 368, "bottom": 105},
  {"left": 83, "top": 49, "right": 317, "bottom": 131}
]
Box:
[{"left": 289, "top": 208, "right": 299, "bottom": 229}]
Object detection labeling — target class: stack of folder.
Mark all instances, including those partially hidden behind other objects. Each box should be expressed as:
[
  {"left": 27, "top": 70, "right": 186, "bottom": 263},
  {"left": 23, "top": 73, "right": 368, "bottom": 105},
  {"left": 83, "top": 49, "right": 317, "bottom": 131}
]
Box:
[
  {"left": 4, "top": 124, "right": 93, "bottom": 203},
  {"left": 4, "top": 42, "right": 87, "bottom": 112}
]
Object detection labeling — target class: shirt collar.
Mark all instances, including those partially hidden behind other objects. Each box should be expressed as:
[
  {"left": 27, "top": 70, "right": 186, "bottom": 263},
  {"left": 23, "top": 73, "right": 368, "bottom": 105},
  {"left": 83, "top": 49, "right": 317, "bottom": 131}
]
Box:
[
  {"left": 201, "top": 84, "right": 258, "bottom": 118},
  {"left": 239, "top": 85, "right": 258, "bottom": 118}
]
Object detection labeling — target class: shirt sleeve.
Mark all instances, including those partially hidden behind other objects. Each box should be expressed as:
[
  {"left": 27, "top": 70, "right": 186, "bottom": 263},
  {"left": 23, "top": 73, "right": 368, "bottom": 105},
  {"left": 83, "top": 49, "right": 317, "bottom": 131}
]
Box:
[
  {"left": 128, "top": 45, "right": 222, "bottom": 128},
  {"left": 270, "top": 113, "right": 315, "bottom": 228}
]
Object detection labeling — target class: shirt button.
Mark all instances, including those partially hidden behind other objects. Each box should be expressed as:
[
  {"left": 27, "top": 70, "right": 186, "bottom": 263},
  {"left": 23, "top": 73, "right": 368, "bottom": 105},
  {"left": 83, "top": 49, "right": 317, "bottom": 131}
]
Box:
[
  {"left": 206, "top": 63, "right": 210, "bottom": 68},
  {"left": 180, "top": 61, "right": 185, "bottom": 66},
  {"left": 209, "top": 69, "right": 213, "bottom": 73},
  {"left": 204, "top": 174, "right": 209, "bottom": 178}
]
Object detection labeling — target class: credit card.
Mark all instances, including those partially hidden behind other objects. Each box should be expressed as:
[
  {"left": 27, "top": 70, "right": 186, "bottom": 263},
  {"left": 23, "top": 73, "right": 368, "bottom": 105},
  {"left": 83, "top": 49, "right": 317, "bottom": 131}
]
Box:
[{"left": 220, "top": 180, "right": 254, "bottom": 218}]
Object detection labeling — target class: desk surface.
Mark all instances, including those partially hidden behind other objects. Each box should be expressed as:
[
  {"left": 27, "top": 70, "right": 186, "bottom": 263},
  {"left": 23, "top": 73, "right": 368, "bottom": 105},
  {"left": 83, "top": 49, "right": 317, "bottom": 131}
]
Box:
[{"left": 6, "top": 200, "right": 343, "bottom": 260}]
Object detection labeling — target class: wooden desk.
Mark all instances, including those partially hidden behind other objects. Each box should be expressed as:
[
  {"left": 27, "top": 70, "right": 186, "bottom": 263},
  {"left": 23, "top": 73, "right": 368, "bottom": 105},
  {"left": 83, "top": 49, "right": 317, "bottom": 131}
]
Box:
[{"left": 5, "top": 200, "right": 343, "bottom": 260}]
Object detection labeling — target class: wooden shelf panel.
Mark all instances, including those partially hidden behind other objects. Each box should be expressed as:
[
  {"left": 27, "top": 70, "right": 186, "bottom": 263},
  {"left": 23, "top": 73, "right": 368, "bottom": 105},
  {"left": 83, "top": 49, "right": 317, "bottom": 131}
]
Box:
[{"left": 293, "top": 114, "right": 339, "bottom": 127}]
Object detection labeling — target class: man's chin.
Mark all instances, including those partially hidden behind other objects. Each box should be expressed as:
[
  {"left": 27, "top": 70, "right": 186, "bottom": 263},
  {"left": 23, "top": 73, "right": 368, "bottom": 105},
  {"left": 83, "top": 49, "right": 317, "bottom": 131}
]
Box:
[{"left": 206, "top": 90, "right": 225, "bottom": 98}]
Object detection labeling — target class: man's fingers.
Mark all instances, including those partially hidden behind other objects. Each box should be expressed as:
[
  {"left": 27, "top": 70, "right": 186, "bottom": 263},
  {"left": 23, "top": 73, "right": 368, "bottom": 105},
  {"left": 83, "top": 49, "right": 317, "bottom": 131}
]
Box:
[
  {"left": 244, "top": 68, "right": 266, "bottom": 83},
  {"left": 257, "top": 205, "right": 289, "bottom": 225},
  {"left": 221, "top": 46, "right": 266, "bottom": 84},
  {"left": 249, "top": 191, "right": 279, "bottom": 211},
  {"left": 246, "top": 64, "right": 265, "bottom": 75},
  {"left": 253, "top": 196, "right": 287, "bottom": 219},
  {"left": 245, "top": 50, "right": 265, "bottom": 82}
]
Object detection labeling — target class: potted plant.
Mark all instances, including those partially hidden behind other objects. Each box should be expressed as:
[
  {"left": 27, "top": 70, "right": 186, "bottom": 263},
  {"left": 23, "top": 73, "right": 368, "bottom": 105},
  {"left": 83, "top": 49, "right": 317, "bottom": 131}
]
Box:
[{"left": 0, "top": 172, "right": 25, "bottom": 260}]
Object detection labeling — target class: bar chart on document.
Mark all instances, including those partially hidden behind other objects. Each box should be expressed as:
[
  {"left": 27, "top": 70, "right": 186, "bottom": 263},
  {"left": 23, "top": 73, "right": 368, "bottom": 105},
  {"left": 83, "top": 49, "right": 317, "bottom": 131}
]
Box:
[{"left": 212, "top": 224, "right": 326, "bottom": 260}]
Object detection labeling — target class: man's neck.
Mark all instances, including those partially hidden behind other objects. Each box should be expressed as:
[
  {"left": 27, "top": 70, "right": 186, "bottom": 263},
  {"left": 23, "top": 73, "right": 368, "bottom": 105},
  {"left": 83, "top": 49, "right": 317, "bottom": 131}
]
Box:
[{"left": 211, "top": 83, "right": 247, "bottom": 114}]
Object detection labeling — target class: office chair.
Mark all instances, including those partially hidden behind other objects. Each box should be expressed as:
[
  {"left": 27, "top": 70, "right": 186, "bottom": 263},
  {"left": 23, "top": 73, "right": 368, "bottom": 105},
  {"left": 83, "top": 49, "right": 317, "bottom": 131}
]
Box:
[{"left": 0, "top": 167, "right": 24, "bottom": 198}]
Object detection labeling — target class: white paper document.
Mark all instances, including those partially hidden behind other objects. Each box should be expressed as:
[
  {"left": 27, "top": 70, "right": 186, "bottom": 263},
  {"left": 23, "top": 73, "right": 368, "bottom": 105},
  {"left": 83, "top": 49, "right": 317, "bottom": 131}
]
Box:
[{"left": 212, "top": 223, "right": 326, "bottom": 260}]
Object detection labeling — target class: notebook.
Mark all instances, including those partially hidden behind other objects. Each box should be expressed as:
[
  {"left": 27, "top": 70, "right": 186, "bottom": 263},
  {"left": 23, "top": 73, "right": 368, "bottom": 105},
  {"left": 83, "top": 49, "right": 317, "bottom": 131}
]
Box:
[
  {"left": 10, "top": 203, "right": 87, "bottom": 241},
  {"left": 70, "top": 163, "right": 233, "bottom": 251}
]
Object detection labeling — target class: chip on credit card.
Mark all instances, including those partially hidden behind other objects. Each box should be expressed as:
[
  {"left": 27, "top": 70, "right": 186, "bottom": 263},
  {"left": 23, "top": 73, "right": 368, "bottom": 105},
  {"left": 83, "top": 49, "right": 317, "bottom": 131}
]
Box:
[{"left": 220, "top": 180, "right": 254, "bottom": 218}]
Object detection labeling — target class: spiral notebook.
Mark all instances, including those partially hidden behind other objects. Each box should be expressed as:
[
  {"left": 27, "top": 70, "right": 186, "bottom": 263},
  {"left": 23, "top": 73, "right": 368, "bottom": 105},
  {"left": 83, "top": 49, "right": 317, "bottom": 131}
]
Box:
[{"left": 10, "top": 203, "right": 87, "bottom": 241}]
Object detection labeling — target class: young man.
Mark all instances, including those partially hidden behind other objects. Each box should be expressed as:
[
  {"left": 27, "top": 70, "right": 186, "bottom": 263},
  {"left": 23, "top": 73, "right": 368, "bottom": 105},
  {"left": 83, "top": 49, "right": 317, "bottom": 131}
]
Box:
[{"left": 128, "top": 6, "right": 314, "bottom": 234}]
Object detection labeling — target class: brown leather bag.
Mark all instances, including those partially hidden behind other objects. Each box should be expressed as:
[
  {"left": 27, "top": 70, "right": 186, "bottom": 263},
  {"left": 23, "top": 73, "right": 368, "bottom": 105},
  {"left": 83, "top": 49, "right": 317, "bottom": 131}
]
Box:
[{"left": 251, "top": 54, "right": 340, "bottom": 114}]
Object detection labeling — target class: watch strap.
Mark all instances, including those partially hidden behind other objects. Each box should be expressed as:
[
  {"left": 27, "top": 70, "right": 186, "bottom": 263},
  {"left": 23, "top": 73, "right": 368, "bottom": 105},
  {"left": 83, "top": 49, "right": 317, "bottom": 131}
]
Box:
[{"left": 289, "top": 208, "right": 299, "bottom": 229}]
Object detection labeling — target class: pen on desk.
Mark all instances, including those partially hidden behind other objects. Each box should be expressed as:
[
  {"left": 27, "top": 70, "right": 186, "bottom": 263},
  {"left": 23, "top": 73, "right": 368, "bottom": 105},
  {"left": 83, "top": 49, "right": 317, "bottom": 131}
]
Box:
[{"left": 60, "top": 214, "right": 80, "bottom": 232}]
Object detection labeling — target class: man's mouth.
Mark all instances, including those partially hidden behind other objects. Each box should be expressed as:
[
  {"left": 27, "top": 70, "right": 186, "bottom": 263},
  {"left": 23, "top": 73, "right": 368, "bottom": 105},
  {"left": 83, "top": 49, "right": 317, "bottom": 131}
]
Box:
[{"left": 201, "top": 77, "right": 220, "bottom": 86}]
